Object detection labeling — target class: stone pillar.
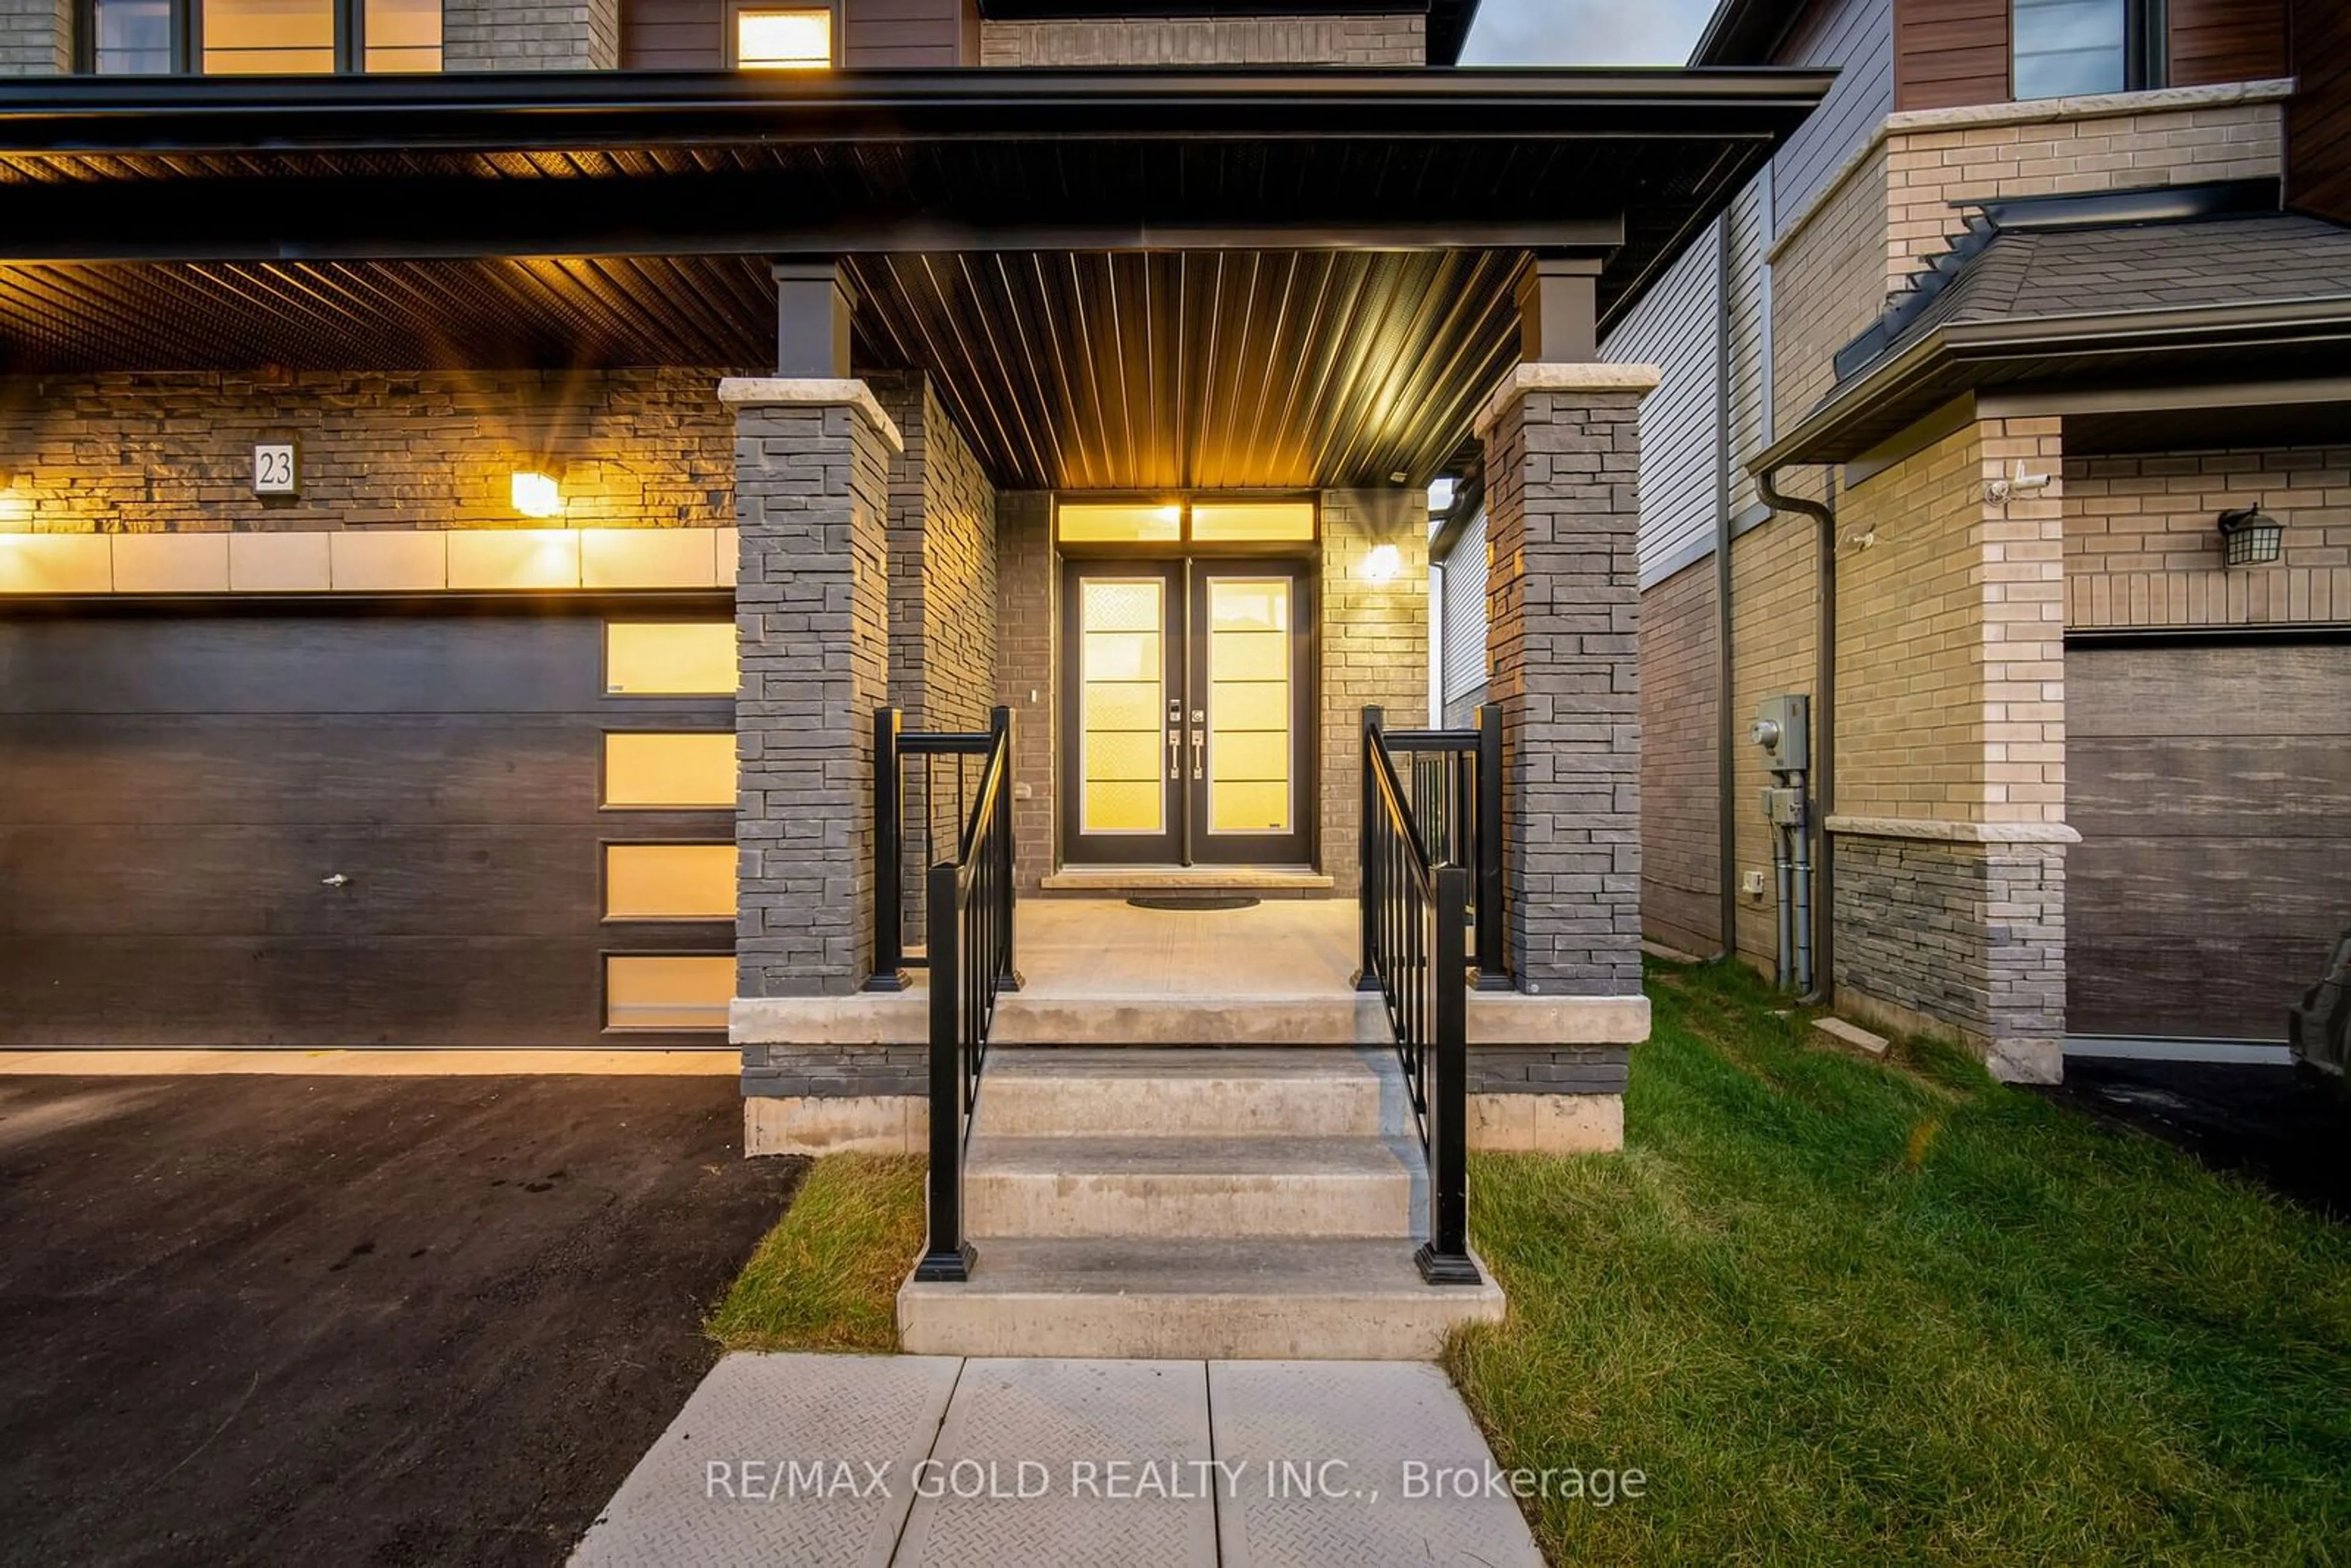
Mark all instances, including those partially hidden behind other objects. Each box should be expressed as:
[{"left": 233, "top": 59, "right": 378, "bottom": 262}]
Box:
[
  {"left": 443, "top": 0, "right": 620, "bottom": 69},
  {"left": 0, "top": 0, "right": 68, "bottom": 74},
  {"left": 1474, "top": 364, "right": 1659, "bottom": 998},
  {"left": 723, "top": 378, "right": 903, "bottom": 1000}
]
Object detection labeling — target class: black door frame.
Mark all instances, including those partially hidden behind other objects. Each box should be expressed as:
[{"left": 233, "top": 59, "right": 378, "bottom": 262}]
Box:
[{"left": 1058, "top": 550, "right": 1319, "bottom": 869}]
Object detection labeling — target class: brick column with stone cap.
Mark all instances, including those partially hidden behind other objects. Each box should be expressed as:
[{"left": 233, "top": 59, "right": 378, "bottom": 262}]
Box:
[
  {"left": 724, "top": 377, "right": 903, "bottom": 1001},
  {"left": 1475, "top": 362, "right": 1660, "bottom": 999}
]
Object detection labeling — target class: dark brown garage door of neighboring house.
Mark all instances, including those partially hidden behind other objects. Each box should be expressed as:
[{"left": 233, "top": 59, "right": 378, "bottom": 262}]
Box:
[
  {"left": 2068, "top": 637, "right": 2351, "bottom": 1042},
  {"left": 0, "top": 599, "right": 735, "bottom": 1049}
]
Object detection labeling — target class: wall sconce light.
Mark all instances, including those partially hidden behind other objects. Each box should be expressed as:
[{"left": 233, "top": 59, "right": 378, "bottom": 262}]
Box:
[
  {"left": 511, "top": 470, "right": 563, "bottom": 520},
  {"left": 1361, "top": 543, "right": 1403, "bottom": 584},
  {"left": 2217, "top": 505, "right": 2283, "bottom": 569}
]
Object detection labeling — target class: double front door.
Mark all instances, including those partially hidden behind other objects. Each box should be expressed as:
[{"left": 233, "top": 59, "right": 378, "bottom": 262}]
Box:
[{"left": 1062, "top": 560, "right": 1313, "bottom": 866}]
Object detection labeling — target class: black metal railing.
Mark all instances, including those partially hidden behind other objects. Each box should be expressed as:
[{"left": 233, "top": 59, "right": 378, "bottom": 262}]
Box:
[
  {"left": 1361, "top": 702, "right": 1505, "bottom": 988},
  {"left": 1360, "top": 707, "right": 1479, "bottom": 1287},
  {"left": 912, "top": 705, "right": 1018, "bottom": 1285},
  {"left": 871, "top": 706, "right": 1002, "bottom": 991}
]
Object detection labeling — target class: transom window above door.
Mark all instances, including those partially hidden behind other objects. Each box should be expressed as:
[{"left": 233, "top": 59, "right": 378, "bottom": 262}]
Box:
[
  {"left": 1056, "top": 500, "right": 1317, "bottom": 547},
  {"left": 83, "top": 0, "right": 443, "bottom": 73}
]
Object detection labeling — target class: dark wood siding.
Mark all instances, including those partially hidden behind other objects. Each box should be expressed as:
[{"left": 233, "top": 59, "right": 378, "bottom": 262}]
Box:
[
  {"left": 622, "top": 0, "right": 724, "bottom": 69},
  {"left": 2167, "top": 0, "right": 2287, "bottom": 86},
  {"left": 2287, "top": 0, "right": 2351, "bottom": 224},
  {"left": 0, "top": 605, "right": 734, "bottom": 1049},
  {"left": 1893, "top": 0, "right": 2008, "bottom": 111},
  {"left": 2067, "top": 639, "right": 2351, "bottom": 1042},
  {"left": 621, "top": 0, "right": 971, "bottom": 69}
]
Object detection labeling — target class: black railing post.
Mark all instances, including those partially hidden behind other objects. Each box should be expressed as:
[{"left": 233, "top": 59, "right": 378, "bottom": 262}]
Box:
[
  {"left": 989, "top": 705, "right": 1021, "bottom": 992},
  {"left": 1415, "top": 864, "right": 1480, "bottom": 1285},
  {"left": 868, "top": 707, "right": 910, "bottom": 992},
  {"left": 1474, "top": 702, "right": 1510, "bottom": 989},
  {"left": 1355, "top": 704, "right": 1384, "bottom": 992},
  {"left": 913, "top": 858, "right": 973, "bottom": 1283}
]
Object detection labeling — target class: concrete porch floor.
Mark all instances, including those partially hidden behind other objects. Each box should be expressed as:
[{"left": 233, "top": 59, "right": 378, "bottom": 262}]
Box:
[{"left": 1015, "top": 898, "right": 1359, "bottom": 1000}]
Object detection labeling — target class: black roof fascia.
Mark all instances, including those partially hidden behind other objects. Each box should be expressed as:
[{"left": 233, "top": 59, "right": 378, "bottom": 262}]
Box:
[
  {"left": 0, "top": 66, "right": 1833, "bottom": 153},
  {"left": 973, "top": 1, "right": 1482, "bottom": 64},
  {"left": 1753, "top": 299, "right": 2351, "bottom": 469},
  {"left": 1689, "top": 0, "right": 1808, "bottom": 66}
]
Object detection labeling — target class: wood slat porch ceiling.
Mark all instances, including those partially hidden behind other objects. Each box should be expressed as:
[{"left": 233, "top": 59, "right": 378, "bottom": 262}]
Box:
[{"left": 0, "top": 248, "right": 1520, "bottom": 490}]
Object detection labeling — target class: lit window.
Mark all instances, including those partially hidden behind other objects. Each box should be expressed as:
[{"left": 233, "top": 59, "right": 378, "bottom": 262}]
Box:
[
  {"left": 734, "top": 5, "right": 831, "bottom": 69},
  {"left": 202, "top": 0, "right": 336, "bottom": 73},
  {"left": 605, "top": 844, "right": 737, "bottom": 921},
  {"left": 1057, "top": 504, "right": 1183, "bottom": 544},
  {"left": 606, "top": 955, "right": 733, "bottom": 1032},
  {"left": 605, "top": 622, "right": 738, "bottom": 696},
  {"left": 1190, "top": 503, "right": 1316, "bottom": 543},
  {"left": 2012, "top": 0, "right": 2142, "bottom": 100},
  {"left": 364, "top": 0, "right": 441, "bottom": 71},
  {"left": 603, "top": 733, "right": 738, "bottom": 810}
]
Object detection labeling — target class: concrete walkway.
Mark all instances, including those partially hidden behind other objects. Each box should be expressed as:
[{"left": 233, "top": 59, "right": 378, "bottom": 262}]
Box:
[{"left": 572, "top": 1353, "right": 1545, "bottom": 1567}]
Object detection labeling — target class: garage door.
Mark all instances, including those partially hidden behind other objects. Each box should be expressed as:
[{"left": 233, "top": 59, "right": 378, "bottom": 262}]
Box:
[
  {"left": 2068, "top": 638, "right": 2351, "bottom": 1041},
  {"left": 0, "top": 603, "right": 737, "bottom": 1048}
]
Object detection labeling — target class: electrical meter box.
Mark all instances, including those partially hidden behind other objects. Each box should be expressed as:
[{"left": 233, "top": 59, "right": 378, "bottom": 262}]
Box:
[{"left": 1750, "top": 694, "right": 1810, "bottom": 773}]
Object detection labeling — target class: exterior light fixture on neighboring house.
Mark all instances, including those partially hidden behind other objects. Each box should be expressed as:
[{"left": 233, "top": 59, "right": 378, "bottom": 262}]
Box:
[
  {"left": 1361, "top": 543, "right": 1403, "bottom": 583},
  {"left": 511, "top": 471, "right": 562, "bottom": 519},
  {"left": 2218, "top": 505, "right": 2284, "bottom": 568}
]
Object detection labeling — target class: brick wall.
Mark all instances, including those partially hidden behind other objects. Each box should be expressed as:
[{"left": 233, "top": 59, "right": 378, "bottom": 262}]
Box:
[
  {"left": 1320, "top": 488, "right": 1429, "bottom": 895},
  {"left": 994, "top": 491, "right": 1057, "bottom": 893},
  {"left": 2064, "top": 443, "right": 2351, "bottom": 629},
  {"left": 445, "top": 0, "right": 618, "bottom": 69},
  {"left": 731, "top": 391, "right": 896, "bottom": 999},
  {"left": 1770, "top": 143, "right": 1891, "bottom": 424},
  {"left": 1834, "top": 835, "right": 2066, "bottom": 1081},
  {"left": 0, "top": 369, "right": 737, "bottom": 533},
  {"left": 979, "top": 13, "right": 1422, "bottom": 65},
  {"left": 0, "top": 0, "right": 66, "bottom": 74},
  {"left": 1727, "top": 514, "right": 1818, "bottom": 967},
  {"left": 1480, "top": 380, "right": 1646, "bottom": 998},
  {"left": 1638, "top": 554, "right": 1720, "bottom": 955}
]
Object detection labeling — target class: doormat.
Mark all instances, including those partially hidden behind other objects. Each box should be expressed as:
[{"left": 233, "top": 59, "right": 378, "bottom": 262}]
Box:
[{"left": 1127, "top": 895, "right": 1261, "bottom": 912}]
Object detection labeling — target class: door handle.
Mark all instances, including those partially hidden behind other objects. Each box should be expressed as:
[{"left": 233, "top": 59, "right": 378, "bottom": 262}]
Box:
[
  {"left": 1168, "top": 729, "right": 1181, "bottom": 779},
  {"left": 1190, "top": 728, "right": 1205, "bottom": 780},
  {"left": 321, "top": 872, "right": 350, "bottom": 889}
]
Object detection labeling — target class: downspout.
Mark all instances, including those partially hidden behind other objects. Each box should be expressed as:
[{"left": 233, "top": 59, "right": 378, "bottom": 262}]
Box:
[
  {"left": 1711, "top": 210, "right": 1738, "bottom": 963},
  {"left": 1755, "top": 464, "right": 1835, "bottom": 1004}
]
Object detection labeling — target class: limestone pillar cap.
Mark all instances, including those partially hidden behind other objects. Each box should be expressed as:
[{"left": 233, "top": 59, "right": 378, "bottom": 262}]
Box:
[
  {"left": 1474, "top": 362, "right": 1662, "bottom": 440},
  {"left": 1826, "top": 814, "right": 2082, "bottom": 845},
  {"left": 718, "top": 377, "right": 906, "bottom": 455}
]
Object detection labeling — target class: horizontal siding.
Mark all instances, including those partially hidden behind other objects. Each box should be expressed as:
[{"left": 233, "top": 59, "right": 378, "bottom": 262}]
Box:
[
  {"left": 1894, "top": 0, "right": 2006, "bottom": 111},
  {"left": 1774, "top": 0, "right": 1894, "bottom": 233},
  {"left": 2169, "top": 0, "right": 2287, "bottom": 86},
  {"left": 621, "top": 0, "right": 721, "bottom": 68},
  {"left": 1604, "top": 225, "right": 1723, "bottom": 588},
  {"left": 1438, "top": 509, "right": 1488, "bottom": 706},
  {"left": 843, "top": 0, "right": 969, "bottom": 67}
]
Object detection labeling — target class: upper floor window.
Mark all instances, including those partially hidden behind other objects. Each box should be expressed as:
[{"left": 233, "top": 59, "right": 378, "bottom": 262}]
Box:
[
  {"left": 83, "top": 0, "right": 441, "bottom": 73},
  {"left": 730, "top": 3, "right": 831, "bottom": 69},
  {"left": 2012, "top": 0, "right": 2161, "bottom": 101}
]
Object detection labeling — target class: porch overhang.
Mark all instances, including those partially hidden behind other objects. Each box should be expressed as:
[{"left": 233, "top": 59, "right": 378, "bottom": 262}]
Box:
[{"left": 0, "top": 66, "right": 1831, "bottom": 490}]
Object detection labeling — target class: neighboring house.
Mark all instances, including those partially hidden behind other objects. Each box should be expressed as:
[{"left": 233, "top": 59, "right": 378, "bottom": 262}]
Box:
[{"left": 1491, "top": 0, "right": 2345, "bottom": 1079}]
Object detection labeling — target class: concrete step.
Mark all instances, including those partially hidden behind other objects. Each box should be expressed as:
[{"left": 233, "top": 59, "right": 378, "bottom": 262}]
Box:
[
  {"left": 977, "top": 1048, "right": 1398, "bottom": 1139},
  {"left": 988, "top": 992, "right": 1376, "bottom": 1046},
  {"left": 898, "top": 1237, "right": 1504, "bottom": 1360},
  {"left": 963, "top": 1133, "right": 1417, "bottom": 1240}
]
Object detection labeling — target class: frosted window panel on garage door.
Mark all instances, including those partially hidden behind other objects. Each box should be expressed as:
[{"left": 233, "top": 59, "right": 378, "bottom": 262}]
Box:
[
  {"left": 605, "top": 955, "right": 733, "bottom": 1031},
  {"left": 602, "top": 733, "right": 738, "bottom": 809},
  {"left": 605, "top": 622, "right": 737, "bottom": 696},
  {"left": 605, "top": 844, "right": 737, "bottom": 920}
]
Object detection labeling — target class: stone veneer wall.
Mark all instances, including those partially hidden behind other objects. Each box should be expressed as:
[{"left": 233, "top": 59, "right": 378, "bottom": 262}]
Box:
[
  {"left": 994, "top": 492, "right": 1057, "bottom": 893},
  {"left": 0, "top": 0, "right": 65, "bottom": 73},
  {"left": 1638, "top": 554, "right": 1720, "bottom": 955},
  {"left": 1319, "top": 488, "right": 1430, "bottom": 895},
  {"left": 2064, "top": 444, "right": 2351, "bottom": 630},
  {"left": 1834, "top": 835, "right": 2066, "bottom": 1082},
  {"left": 979, "top": 13, "right": 1421, "bottom": 65},
  {"left": 0, "top": 369, "right": 738, "bottom": 532},
  {"left": 732, "top": 391, "right": 896, "bottom": 1000},
  {"left": 1480, "top": 375, "right": 1646, "bottom": 998},
  {"left": 444, "top": 0, "right": 619, "bottom": 69}
]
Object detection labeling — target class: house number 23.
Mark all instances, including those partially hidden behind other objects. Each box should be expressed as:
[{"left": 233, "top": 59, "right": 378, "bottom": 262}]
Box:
[{"left": 253, "top": 443, "right": 298, "bottom": 497}]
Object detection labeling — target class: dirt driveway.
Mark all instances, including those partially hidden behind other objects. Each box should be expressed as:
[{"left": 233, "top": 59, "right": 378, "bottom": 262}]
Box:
[{"left": 0, "top": 1073, "right": 801, "bottom": 1567}]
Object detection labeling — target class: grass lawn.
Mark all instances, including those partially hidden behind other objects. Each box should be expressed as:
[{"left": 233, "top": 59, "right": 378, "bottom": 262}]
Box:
[
  {"left": 708, "top": 1153, "right": 924, "bottom": 1353},
  {"left": 1449, "top": 956, "right": 2351, "bottom": 1566}
]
